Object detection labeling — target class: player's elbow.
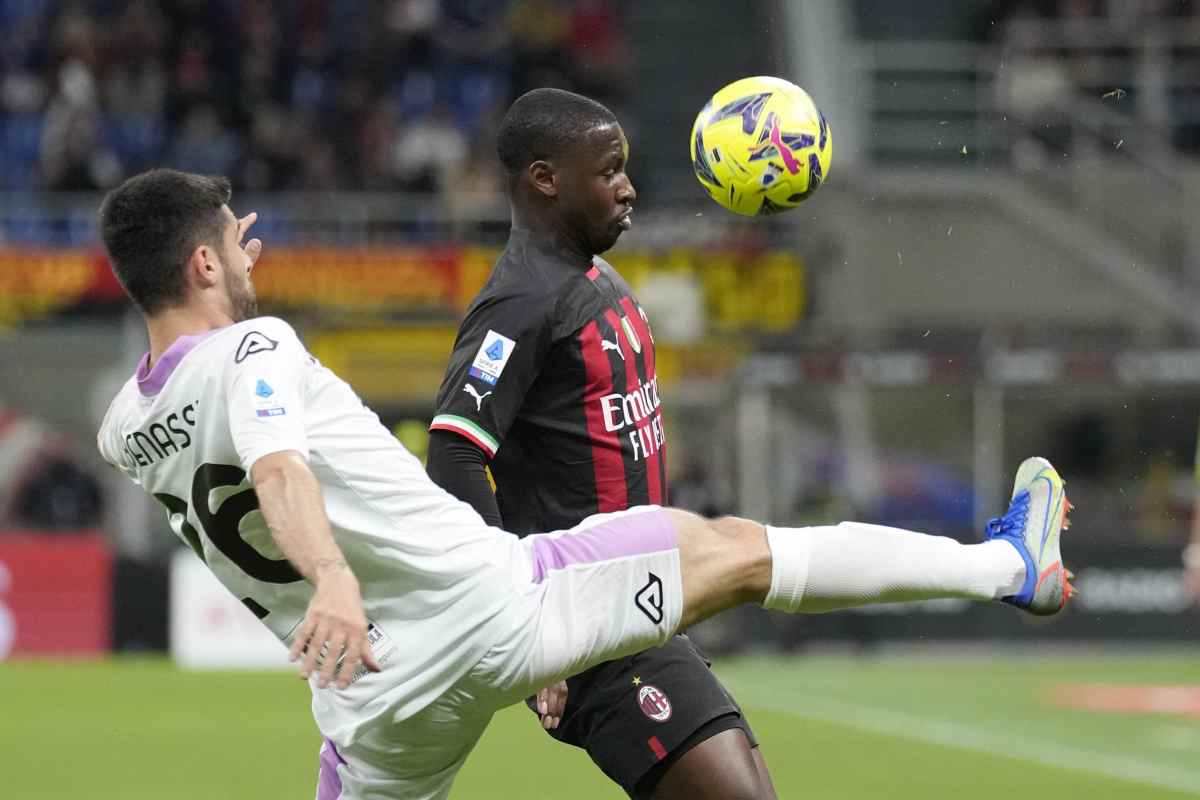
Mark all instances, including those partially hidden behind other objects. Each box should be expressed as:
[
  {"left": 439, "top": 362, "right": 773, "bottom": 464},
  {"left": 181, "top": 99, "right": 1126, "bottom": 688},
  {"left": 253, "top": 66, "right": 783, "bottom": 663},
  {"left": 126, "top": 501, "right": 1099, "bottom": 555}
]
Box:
[{"left": 249, "top": 450, "right": 312, "bottom": 491}]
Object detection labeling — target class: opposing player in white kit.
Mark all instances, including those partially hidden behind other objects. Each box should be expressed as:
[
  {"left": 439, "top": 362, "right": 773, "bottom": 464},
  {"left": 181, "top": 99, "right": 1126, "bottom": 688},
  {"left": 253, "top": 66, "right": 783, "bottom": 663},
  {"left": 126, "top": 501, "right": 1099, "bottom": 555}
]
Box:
[{"left": 96, "top": 169, "right": 1075, "bottom": 800}]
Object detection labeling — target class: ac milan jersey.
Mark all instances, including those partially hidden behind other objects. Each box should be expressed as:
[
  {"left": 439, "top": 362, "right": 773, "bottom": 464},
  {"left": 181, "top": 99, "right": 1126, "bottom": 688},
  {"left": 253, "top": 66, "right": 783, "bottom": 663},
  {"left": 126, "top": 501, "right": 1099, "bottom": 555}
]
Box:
[
  {"left": 96, "top": 317, "right": 527, "bottom": 737},
  {"left": 431, "top": 230, "right": 668, "bottom": 534}
]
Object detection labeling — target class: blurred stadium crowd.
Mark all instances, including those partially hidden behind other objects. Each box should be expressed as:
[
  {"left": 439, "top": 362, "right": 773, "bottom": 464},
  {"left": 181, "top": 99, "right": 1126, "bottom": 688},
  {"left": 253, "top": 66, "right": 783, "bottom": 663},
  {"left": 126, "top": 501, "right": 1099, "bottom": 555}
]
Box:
[
  {"left": 989, "top": 0, "right": 1200, "bottom": 162},
  {"left": 0, "top": 0, "right": 630, "bottom": 197}
]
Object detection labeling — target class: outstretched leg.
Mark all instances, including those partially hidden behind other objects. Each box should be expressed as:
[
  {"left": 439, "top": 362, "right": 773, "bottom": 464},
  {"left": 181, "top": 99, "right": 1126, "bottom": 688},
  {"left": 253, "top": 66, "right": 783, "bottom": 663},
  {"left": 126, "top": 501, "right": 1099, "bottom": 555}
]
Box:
[
  {"left": 673, "top": 456, "right": 1073, "bottom": 629},
  {"left": 508, "top": 458, "right": 1071, "bottom": 709}
]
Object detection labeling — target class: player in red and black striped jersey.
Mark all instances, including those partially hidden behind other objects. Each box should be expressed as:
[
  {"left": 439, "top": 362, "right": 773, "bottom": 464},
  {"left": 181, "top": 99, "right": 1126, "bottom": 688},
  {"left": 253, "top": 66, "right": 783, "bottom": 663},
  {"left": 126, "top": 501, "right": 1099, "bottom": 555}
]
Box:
[
  {"left": 429, "top": 246, "right": 666, "bottom": 533},
  {"left": 428, "top": 89, "right": 778, "bottom": 799}
]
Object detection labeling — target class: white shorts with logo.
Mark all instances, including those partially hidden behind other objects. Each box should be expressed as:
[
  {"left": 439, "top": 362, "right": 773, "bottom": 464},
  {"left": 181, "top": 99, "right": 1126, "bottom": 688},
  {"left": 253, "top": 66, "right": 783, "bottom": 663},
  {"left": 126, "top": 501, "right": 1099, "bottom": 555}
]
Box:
[{"left": 315, "top": 506, "right": 684, "bottom": 800}]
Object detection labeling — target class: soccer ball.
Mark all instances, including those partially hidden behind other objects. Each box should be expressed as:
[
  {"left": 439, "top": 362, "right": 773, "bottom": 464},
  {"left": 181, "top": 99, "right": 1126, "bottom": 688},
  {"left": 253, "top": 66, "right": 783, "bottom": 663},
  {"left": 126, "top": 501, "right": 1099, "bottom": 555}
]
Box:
[{"left": 689, "top": 76, "right": 832, "bottom": 216}]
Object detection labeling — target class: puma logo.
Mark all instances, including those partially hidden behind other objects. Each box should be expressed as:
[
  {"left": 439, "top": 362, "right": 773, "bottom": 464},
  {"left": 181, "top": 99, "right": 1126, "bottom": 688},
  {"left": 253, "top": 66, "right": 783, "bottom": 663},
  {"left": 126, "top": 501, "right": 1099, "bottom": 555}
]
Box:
[
  {"left": 601, "top": 338, "right": 625, "bottom": 360},
  {"left": 463, "top": 384, "right": 492, "bottom": 411},
  {"left": 768, "top": 118, "right": 802, "bottom": 175}
]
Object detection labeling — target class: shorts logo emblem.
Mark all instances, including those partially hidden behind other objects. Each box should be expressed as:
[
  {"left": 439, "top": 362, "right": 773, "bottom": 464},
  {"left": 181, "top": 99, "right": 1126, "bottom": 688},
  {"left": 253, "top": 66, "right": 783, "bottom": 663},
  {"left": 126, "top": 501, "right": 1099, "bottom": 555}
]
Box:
[
  {"left": 637, "top": 684, "right": 672, "bottom": 722},
  {"left": 635, "top": 572, "right": 663, "bottom": 624}
]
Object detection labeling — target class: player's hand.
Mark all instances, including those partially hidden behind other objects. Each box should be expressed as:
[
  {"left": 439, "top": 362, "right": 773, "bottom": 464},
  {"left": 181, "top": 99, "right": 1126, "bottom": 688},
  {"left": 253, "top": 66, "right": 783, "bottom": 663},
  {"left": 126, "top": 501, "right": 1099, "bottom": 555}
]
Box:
[
  {"left": 533, "top": 681, "right": 567, "bottom": 730},
  {"left": 288, "top": 566, "right": 382, "bottom": 690},
  {"left": 237, "top": 211, "right": 262, "bottom": 268}
]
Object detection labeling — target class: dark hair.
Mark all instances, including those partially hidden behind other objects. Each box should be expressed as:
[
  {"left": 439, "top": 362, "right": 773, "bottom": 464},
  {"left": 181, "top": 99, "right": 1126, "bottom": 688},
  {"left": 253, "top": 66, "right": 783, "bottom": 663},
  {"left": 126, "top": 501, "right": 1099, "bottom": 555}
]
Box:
[
  {"left": 99, "top": 169, "right": 232, "bottom": 315},
  {"left": 496, "top": 88, "right": 618, "bottom": 180}
]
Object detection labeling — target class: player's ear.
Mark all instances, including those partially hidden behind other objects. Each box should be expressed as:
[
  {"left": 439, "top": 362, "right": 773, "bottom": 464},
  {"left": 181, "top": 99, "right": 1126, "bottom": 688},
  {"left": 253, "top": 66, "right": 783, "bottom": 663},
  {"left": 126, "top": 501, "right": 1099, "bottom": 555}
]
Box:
[
  {"left": 189, "top": 244, "right": 220, "bottom": 290},
  {"left": 528, "top": 160, "right": 557, "bottom": 199}
]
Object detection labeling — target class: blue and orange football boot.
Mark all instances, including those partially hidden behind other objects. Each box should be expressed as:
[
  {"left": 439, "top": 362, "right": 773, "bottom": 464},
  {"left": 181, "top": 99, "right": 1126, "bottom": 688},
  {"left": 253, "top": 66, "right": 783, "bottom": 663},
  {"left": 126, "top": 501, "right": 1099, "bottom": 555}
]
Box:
[{"left": 985, "top": 457, "right": 1075, "bottom": 616}]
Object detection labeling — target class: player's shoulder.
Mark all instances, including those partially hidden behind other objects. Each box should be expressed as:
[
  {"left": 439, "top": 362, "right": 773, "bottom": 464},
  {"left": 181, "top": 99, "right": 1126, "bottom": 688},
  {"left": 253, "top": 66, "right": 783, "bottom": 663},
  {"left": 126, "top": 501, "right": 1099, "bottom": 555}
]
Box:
[
  {"left": 465, "top": 273, "right": 561, "bottom": 334},
  {"left": 96, "top": 376, "right": 141, "bottom": 459},
  {"left": 593, "top": 255, "right": 619, "bottom": 274},
  {"left": 226, "top": 316, "right": 302, "bottom": 345},
  {"left": 99, "top": 375, "right": 139, "bottom": 428},
  {"left": 592, "top": 256, "right": 634, "bottom": 294},
  {"left": 208, "top": 317, "right": 304, "bottom": 364}
]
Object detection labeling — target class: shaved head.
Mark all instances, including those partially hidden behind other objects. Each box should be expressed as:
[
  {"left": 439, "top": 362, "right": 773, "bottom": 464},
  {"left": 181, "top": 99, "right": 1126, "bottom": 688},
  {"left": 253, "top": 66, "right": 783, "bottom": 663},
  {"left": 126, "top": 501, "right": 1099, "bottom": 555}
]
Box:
[{"left": 496, "top": 88, "right": 618, "bottom": 183}]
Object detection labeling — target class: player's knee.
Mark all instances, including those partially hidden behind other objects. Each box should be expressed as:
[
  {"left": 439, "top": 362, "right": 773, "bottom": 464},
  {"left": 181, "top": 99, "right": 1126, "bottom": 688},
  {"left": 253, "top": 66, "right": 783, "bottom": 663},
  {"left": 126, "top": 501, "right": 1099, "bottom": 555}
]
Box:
[
  {"left": 705, "top": 516, "right": 769, "bottom": 574},
  {"left": 664, "top": 508, "right": 760, "bottom": 547},
  {"left": 708, "top": 515, "right": 762, "bottom": 545},
  {"left": 667, "top": 510, "right": 771, "bottom": 610}
]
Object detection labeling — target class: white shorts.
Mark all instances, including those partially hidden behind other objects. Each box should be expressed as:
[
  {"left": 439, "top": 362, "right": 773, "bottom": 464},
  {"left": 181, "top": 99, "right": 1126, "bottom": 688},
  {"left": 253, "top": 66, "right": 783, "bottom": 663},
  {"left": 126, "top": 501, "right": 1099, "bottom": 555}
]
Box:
[{"left": 316, "top": 506, "right": 684, "bottom": 800}]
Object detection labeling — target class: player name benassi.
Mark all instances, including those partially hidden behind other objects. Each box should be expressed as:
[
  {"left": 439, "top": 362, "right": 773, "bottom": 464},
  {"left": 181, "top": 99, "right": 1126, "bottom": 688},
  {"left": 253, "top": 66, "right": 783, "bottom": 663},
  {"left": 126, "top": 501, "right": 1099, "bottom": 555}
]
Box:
[{"left": 122, "top": 401, "right": 200, "bottom": 468}]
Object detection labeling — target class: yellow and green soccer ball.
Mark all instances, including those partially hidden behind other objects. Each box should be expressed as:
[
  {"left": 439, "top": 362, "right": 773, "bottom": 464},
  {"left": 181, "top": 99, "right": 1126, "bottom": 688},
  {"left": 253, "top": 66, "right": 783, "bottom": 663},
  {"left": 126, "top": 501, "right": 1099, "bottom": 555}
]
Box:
[{"left": 690, "top": 76, "right": 832, "bottom": 216}]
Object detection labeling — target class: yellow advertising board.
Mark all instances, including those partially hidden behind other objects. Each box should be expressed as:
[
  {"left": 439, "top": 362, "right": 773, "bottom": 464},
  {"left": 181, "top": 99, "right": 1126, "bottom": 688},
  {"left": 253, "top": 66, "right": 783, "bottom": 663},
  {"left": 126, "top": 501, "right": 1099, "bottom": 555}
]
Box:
[{"left": 0, "top": 245, "right": 804, "bottom": 332}]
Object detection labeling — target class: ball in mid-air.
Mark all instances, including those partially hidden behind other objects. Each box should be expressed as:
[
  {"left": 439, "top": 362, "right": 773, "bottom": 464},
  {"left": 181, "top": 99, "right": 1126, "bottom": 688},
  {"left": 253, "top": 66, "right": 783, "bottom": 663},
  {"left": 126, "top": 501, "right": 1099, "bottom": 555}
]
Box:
[{"left": 690, "top": 76, "right": 832, "bottom": 216}]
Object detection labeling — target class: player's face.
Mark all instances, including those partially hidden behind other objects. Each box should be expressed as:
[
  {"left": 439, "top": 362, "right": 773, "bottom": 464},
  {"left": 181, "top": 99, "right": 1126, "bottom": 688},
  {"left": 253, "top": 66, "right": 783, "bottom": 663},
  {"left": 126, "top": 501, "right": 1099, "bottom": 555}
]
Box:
[
  {"left": 217, "top": 206, "right": 258, "bottom": 322},
  {"left": 558, "top": 123, "right": 636, "bottom": 255}
]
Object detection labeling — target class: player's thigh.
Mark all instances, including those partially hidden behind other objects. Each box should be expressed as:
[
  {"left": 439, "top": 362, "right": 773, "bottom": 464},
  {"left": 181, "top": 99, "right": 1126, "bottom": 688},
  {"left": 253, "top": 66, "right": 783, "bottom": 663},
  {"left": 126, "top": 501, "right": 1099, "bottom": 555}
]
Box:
[
  {"left": 317, "top": 682, "right": 493, "bottom": 800},
  {"left": 644, "top": 728, "right": 772, "bottom": 800},
  {"left": 751, "top": 748, "right": 780, "bottom": 800},
  {"left": 480, "top": 506, "right": 686, "bottom": 699}
]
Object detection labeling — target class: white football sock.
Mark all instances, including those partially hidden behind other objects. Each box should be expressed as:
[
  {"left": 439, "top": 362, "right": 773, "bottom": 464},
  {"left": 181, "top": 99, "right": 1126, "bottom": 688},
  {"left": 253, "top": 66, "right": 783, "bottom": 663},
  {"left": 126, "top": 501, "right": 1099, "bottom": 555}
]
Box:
[{"left": 763, "top": 521, "right": 1026, "bottom": 614}]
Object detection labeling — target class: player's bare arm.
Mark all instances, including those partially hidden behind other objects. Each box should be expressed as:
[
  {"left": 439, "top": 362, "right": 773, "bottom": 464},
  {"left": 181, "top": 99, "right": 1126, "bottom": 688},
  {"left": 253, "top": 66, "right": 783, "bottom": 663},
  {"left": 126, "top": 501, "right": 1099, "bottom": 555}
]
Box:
[{"left": 252, "top": 449, "right": 381, "bottom": 689}]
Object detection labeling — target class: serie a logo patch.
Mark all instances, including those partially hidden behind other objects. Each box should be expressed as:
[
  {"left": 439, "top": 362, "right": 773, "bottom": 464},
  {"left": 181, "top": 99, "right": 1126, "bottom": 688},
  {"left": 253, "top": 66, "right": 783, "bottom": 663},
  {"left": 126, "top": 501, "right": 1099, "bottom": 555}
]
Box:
[{"left": 468, "top": 330, "right": 516, "bottom": 385}]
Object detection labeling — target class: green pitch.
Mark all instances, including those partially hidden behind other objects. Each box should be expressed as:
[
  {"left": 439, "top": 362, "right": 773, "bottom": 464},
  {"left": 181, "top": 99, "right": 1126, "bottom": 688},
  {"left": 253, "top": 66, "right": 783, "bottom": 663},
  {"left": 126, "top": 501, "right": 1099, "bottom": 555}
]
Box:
[{"left": 3, "top": 651, "right": 1198, "bottom": 798}]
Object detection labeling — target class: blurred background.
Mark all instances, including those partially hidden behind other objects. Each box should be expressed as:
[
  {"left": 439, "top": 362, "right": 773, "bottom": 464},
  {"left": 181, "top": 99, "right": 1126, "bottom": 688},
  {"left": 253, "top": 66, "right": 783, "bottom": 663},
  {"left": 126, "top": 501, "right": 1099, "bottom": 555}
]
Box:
[{"left": 1, "top": 1, "right": 1198, "bottom": 798}]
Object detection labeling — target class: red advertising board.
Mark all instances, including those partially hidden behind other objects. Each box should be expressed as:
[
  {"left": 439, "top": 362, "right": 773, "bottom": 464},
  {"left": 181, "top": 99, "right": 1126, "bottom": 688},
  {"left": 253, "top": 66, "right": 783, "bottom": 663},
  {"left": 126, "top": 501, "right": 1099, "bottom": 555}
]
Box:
[{"left": 0, "top": 532, "right": 111, "bottom": 657}]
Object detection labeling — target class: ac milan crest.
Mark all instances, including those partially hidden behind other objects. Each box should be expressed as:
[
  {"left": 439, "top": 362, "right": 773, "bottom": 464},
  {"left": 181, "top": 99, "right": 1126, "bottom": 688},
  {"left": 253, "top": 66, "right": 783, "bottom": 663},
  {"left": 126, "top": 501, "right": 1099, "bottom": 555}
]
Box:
[
  {"left": 637, "top": 684, "right": 673, "bottom": 723},
  {"left": 620, "top": 316, "right": 642, "bottom": 354}
]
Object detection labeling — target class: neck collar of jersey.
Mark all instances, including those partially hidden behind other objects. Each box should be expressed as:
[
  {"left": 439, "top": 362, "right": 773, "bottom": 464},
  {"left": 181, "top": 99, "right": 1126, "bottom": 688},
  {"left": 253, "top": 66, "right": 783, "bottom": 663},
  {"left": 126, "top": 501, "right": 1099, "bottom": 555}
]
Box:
[
  {"left": 508, "top": 227, "right": 594, "bottom": 270},
  {"left": 136, "top": 329, "right": 220, "bottom": 397}
]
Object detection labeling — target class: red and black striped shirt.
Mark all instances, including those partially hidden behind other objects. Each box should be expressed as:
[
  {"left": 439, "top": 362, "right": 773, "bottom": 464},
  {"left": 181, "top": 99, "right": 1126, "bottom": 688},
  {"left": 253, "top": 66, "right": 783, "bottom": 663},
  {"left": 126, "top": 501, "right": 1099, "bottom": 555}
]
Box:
[{"left": 431, "top": 230, "right": 667, "bottom": 535}]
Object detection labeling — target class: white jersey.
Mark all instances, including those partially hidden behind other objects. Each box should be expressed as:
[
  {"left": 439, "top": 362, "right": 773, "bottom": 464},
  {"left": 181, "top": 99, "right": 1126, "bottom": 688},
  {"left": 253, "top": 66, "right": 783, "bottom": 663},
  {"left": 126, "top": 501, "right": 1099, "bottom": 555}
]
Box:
[{"left": 97, "top": 317, "right": 526, "bottom": 741}]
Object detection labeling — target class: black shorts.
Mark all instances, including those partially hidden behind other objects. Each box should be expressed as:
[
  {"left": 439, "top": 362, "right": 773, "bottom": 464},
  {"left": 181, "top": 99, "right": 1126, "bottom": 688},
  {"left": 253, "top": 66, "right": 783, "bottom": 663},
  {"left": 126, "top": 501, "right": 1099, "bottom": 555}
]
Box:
[{"left": 541, "top": 634, "right": 757, "bottom": 797}]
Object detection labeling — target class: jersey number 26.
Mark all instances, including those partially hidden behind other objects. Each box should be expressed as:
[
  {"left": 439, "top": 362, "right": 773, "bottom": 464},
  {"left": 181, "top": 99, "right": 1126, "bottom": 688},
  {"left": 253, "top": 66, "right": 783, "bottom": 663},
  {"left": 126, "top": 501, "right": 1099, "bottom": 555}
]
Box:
[{"left": 154, "top": 463, "right": 302, "bottom": 619}]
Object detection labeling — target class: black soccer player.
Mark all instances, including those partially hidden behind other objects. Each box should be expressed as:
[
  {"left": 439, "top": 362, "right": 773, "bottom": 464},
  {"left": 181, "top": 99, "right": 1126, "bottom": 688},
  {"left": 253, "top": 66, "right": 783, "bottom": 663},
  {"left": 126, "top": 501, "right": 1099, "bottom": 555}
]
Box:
[{"left": 427, "top": 88, "right": 778, "bottom": 800}]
